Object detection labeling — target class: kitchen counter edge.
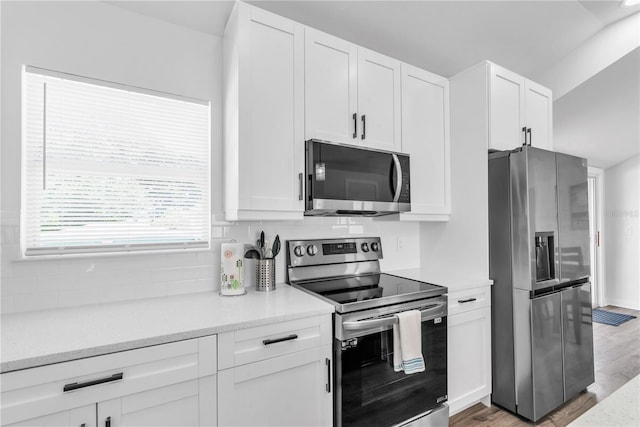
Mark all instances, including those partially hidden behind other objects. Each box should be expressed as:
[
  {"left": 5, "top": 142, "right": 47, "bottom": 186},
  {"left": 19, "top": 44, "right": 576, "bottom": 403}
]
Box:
[{"left": 1, "top": 284, "right": 334, "bottom": 373}]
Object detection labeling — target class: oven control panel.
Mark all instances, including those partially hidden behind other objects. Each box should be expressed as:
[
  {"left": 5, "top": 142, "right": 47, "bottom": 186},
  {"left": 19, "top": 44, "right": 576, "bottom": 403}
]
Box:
[
  {"left": 322, "top": 242, "right": 357, "bottom": 255},
  {"left": 286, "top": 237, "right": 383, "bottom": 267}
]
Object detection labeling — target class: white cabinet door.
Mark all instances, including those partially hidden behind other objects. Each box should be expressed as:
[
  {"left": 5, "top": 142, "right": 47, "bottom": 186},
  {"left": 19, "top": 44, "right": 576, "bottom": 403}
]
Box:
[
  {"left": 524, "top": 80, "right": 553, "bottom": 151},
  {"left": 98, "top": 380, "right": 201, "bottom": 427},
  {"left": 304, "top": 29, "right": 401, "bottom": 152},
  {"left": 198, "top": 375, "right": 217, "bottom": 427},
  {"left": 400, "top": 63, "right": 450, "bottom": 219},
  {"left": 4, "top": 404, "right": 96, "bottom": 427},
  {"left": 1, "top": 337, "right": 217, "bottom": 427},
  {"left": 489, "top": 65, "right": 526, "bottom": 151},
  {"left": 357, "top": 48, "right": 402, "bottom": 151},
  {"left": 447, "top": 306, "right": 492, "bottom": 416},
  {"left": 305, "top": 28, "right": 358, "bottom": 144},
  {"left": 218, "top": 346, "right": 332, "bottom": 427},
  {"left": 224, "top": 4, "right": 305, "bottom": 221},
  {"left": 489, "top": 63, "right": 553, "bottom": 152}
]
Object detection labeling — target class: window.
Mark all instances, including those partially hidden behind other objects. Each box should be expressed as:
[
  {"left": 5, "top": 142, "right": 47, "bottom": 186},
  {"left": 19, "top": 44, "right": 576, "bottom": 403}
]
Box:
[{"left": 22, "top": 66, "right": 211, "bottom": 256}]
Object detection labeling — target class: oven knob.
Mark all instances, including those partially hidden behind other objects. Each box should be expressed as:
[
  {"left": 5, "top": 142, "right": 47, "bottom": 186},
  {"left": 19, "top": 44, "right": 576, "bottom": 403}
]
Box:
[
  {"left": 361, "top": 242, "right": 369, "bottom": 252},
  {"left": 307, "top": 245, "right": 318, "bottom": 256},
  {"left": 371, "top": 242, "right": 379, "bottom": 252},
  {"left": 294, "top": 245, "right": 305, "bottom": 257}
]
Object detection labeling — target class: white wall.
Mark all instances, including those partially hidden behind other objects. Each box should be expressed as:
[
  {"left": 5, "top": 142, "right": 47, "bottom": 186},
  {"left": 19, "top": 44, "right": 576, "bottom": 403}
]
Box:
[
  {"left": 603, "top": 155, "right": 640, "bottom": 310},
  {"left": 0, "top": 1, "right": 421, "bottom": 314}
]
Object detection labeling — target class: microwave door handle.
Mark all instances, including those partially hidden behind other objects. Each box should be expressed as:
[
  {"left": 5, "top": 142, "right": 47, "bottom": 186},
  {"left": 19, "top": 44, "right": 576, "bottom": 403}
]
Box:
[
  {"left": 342, "top": 302, "right": 446, "bottom": 331},
  {"left": 392, "top": 154, "right": 402, "bottom": 203}
]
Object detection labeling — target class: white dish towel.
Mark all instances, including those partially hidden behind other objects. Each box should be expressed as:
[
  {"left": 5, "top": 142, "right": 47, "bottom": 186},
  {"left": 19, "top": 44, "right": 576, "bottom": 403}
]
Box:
[{"left": 393, "top": 310, "right": 425, "bottom": 374}]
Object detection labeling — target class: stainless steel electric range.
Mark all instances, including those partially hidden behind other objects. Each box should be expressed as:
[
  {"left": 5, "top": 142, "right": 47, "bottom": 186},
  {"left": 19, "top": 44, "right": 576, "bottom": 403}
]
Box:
[{"left": 286, "top": 237, "right": 450, "bottom": 427}]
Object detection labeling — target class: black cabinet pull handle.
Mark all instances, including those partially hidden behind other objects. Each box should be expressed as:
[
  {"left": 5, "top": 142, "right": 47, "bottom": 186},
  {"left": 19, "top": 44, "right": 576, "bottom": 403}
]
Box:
[
  {"left": 263, "top": 334, "right": 298, "bottom": 346},
  {"left": 63, "top": 373, "right": 123, "bottom": 392},
  {"left": 361, "top": 114, "right": 366, "bottom": 140},
  {"left": 458, "top": 297, "right": 477, "bottom": 304},
  {"left": 325, "top": 358, "right": 331, "bottom": 393},
  {"left": 352, "top": 113, "right": 357, "bottom": 139},
  {"left": 527, "top": 128, "right": 532, "bottom": 146},
  {"left": 81, "top": 424, "right": 86, "bottom": 427},
  {"left": 522, "top": 126, "right": 527, "bottom": 146},
  {"left": 105, "top": 416, "right": 111, "bottom": 427}
]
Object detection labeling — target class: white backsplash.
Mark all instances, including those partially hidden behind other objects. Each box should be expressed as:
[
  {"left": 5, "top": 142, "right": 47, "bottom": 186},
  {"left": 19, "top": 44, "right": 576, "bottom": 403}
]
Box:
[{"left": 0, "top": 214, "right": 420, "bottom": 314}]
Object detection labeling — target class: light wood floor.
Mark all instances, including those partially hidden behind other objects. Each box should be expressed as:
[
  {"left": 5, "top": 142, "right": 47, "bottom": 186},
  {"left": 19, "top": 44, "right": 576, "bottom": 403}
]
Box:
[{"left": 450, "top": 306, "right": 640, "bottom": 427}]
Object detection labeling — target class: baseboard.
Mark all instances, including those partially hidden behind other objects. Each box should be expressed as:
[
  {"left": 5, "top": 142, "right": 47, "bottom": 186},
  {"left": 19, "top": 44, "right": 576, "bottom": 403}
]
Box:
[
  {"left": 448, "top": 392, "right": 491, "bottom": 416},
  {"left": 601, "top": 298, "right": 640, "bottom": 311}
]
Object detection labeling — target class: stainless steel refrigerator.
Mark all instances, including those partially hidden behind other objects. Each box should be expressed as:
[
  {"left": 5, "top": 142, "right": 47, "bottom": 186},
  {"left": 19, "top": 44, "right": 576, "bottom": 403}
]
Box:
[{"left": 489, "top": 146, "right": 594, "bottom": 422}]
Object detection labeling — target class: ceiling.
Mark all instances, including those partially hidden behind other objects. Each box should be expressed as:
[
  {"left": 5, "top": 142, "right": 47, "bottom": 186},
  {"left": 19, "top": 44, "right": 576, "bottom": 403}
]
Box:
[
  {"left": 104, "top": 0, "right": 235, "bottom": 36},
  {"left": 106, "top": 0, "right": 640, "bottom": 168},
  {"left": 554, "top": 48, "right": 639, "bottom": 169}
]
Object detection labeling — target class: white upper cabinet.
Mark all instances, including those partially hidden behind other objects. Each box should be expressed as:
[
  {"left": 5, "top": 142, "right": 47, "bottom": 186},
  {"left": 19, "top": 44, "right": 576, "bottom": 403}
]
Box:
[
  {"left": 489, "top": 66, "right": 525, "bottom": 151},
  {"left": 356, "top": 48, "right": 402, "bottom": 151},
  {"left": 304, "top": 29, "right": 357, "bottom": 145},
  {"left": 223, "top": 3, "right": 305, "bottom": 221},
  {"left": 524, "top": 79, "right": 553, "bottom": 151},
  {"left": 489, "top": 63, "right": 553, "bottom": 151},
  {"left": 224, "top": 4, "right": 452, "bottom": 219},
  {"left": 305, "top": 28, "right": 402, "bottom": 152},
  {"left": 399, "top": 63, "right": 451, "bottom": 220}
]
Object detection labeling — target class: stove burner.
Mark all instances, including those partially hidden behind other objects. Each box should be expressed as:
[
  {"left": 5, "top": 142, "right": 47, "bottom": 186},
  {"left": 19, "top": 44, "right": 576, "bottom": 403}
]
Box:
[
  {"left": 286, "top": 237, "right": 447, "bottom": 313},
  {"left": 293, "top": 273, "right": 445, "bottom": 313}
]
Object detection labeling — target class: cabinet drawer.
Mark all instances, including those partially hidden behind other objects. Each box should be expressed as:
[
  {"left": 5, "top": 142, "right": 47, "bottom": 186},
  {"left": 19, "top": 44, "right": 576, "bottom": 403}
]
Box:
[
  {"left": 1, "top": 335, "right": 216, "bottom": 426},
  {"left": 218, "top": 315, "right": 331, "bottom": 370},
  {"left": 448, "top": 286, "right": 491, "bottom": 316}
]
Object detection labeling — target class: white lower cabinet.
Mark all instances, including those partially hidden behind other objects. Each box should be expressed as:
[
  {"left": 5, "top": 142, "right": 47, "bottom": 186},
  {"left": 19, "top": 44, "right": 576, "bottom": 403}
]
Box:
[
  {"left": 218, "top": 346, "right": 332, "bottom": 427},
  {"left": 447, "top": 287, "right": 492, "bottom": 415},
  {"left": 217, "top": 315, "right": 333, "bottom": 427},
  {"left": 3, "top": 404, "right": 96, "bottom": 427},
  {"left": 1, "top": 336, "right": 217, "bottom": 427},
  {"left": 97, "top": 380, "right": 202, "bottom": 426}
]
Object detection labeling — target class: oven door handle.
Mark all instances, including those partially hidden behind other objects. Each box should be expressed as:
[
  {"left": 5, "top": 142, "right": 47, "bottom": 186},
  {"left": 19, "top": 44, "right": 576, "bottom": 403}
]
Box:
[{"left": 342, "top": 302, "right": 446, "bottom": 331}]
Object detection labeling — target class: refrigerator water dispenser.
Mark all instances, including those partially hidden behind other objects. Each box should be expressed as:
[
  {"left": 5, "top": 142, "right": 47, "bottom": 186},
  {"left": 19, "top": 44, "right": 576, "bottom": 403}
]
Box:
[{"left": 535, "top": 232, "right": 555, "bottom": 282}]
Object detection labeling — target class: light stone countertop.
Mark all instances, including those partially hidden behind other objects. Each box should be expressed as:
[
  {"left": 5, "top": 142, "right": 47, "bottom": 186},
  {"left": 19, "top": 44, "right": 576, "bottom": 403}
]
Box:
[
  {"left": 568, "top": 375, "right": 639, "bottom": 426},
  {"left": 385, "top": 268, "right": 493, "bottom": 292},
  {"left": 1, "top": 284, "right": 334, "bottom": 373}
]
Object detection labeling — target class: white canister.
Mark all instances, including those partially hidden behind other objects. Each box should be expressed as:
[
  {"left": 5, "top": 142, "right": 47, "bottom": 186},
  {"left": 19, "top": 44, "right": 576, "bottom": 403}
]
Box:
[{"left": 220, "top": 242, "right": 246, "bottom": 296}]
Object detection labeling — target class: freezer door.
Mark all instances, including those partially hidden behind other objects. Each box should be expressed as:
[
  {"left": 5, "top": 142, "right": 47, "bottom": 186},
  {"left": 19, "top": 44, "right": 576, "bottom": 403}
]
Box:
[
  {"left": 561, "top": 283, "right": 595, "bottom": 400},
  {"left": 530, "top": 292, "right": 564, "bottom": 421},
  {"left": 556, "top": 153, "right": 590, "bottom": 282}
]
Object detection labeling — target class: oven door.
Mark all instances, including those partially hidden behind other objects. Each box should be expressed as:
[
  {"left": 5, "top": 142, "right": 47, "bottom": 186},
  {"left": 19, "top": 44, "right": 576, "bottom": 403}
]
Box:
[{"left": 334, "top": 302, "right": 447, "bottom": 427}]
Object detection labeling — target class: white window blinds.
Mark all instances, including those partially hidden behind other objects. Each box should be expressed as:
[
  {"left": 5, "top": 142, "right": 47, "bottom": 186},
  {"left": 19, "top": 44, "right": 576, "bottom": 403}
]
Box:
[{"left": 22, "top": 67, "right": 211, "bottom": 256}]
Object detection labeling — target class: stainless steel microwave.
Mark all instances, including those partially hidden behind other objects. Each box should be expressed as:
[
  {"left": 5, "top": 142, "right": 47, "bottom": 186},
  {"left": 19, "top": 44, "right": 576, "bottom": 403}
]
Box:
[{"left": 305, "top": 139, "right": 411, "bottom": 216}]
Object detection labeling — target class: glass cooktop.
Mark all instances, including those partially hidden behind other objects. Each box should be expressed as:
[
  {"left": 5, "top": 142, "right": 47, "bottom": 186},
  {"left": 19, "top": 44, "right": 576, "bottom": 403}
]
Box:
[{"left": 294, "top": 273, "right": 447, "bottom": 313}]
